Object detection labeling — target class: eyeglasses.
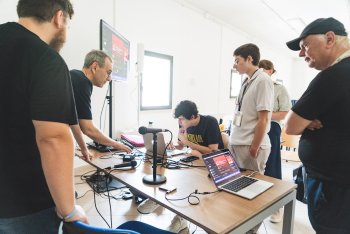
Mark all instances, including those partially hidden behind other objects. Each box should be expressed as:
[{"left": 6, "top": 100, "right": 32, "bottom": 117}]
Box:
[{"left": 106, "top": 70, "right": 112, "bottom": 79}]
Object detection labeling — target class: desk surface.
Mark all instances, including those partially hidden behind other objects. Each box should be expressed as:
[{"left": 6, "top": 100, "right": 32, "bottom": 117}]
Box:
[{"left": 77, "top": 149, "right": 297, "bottom": 234}]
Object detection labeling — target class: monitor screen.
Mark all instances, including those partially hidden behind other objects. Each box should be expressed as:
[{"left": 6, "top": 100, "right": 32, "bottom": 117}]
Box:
[{"left": 100, "top": 19, "right": 130, "bottom": 81}]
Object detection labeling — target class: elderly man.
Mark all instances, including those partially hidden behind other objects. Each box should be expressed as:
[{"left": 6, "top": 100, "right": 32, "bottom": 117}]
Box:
[{"left": 285, "top": 17, "right": 350, "bottom": 233}]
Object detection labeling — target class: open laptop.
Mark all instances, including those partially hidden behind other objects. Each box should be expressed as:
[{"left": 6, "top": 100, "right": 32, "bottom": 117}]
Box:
[
  {"left": 143, "top": 133, "right": 187, "bottom": 157},
  {"left": 203, "top": 149, "right": 273, "bottom": 199}
]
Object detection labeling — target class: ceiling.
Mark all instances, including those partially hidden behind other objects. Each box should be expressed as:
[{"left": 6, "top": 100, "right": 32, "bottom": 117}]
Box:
[{"left": 174, "top": 0, "right": 350, "bottom": 52}]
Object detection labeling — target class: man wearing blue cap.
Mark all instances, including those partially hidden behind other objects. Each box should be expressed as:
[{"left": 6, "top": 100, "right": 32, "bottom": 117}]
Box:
[{"left": 285, "top": 17, "right": 350, "bottom": 233}]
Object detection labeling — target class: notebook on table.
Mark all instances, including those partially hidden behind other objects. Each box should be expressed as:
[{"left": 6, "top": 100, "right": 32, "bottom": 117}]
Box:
[
  {"left": 202, "top": 149, "right": 273, "bottom": 199},
  {"left": 143, "top": 133, "right": 187, "bottom": 157},
  {"left": 121, "top": 134, "right": 144, "bottom": 147}
]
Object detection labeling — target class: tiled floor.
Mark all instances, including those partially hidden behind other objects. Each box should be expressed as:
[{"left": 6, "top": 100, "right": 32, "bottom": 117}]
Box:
[{"left": 75, "top": 160, "right": 315, "bottom": 233}]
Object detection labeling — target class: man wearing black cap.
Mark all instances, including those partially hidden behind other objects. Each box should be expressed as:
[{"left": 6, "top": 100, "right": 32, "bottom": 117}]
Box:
[{"left": 285, "top": 17, "right": 350, "bottom": 233}]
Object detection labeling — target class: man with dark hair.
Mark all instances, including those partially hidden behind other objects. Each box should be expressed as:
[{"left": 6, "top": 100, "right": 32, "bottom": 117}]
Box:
[
  {"left": 230, "top": 43, "right": 273, "bottom": 173},
  {"left": 230, "top": 43, "right": 273, "bottom": 234},
  {"left": 70, "top": 50, "right": 131, "bottom": 160},
  {"left": 285, "top": 17, "right": 350, "bottom": 233},
  {"left": 137, "top": 100, "right": 223, "bottom": 232},
  {"left": 0, "top": 0, "right": 88, "bottom": 233},
  {"left": 174, "top": 100, "right": 224, "bottom": 156}
]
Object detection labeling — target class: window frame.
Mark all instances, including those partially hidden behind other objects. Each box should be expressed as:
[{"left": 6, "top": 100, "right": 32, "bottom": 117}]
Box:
[
  {"left": 229, "top": 69, "right": 243, "bottom": 98},
  {"left": 140, "top": 50, "right": 173, "bottom": 111}
]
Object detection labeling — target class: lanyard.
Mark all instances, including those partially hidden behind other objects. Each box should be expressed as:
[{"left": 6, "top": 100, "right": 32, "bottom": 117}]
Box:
[{"left": 237, "top": 69, "right": 259, "bottom": 111}]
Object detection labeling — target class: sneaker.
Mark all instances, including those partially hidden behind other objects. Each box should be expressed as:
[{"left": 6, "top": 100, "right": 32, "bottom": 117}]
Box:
[
  {"left": 137, "top": 199, "right": 160, "bottom": 214},
  {"left": 270, "top": 208, "right": 283, "bottom": 223},
  {"left": 166, "top": 215, "right": 188, "bottom": 233}
]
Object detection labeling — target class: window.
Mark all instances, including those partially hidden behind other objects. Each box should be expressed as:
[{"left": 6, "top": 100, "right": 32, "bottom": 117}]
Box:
[
  {"left": 141, "top": 51, "right": 173, "bottom": 110},
  {"left": 229, "top": 69, "right": 243, "bottom": 98}
]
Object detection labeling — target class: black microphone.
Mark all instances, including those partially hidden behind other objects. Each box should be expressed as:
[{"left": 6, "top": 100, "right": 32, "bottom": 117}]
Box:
[
  {"left": 138, "top": 126, "right": 169, "bottom": 135},
  {"left": 105, "top": 160, "right": 137, "bottom": 170}
]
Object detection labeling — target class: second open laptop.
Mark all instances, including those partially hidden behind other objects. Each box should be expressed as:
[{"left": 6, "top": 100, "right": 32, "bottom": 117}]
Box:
[
  {"left": 143, "top": 133, "right": 187, "bottom": 157},
  {"left": 202, "top": 149, "right": 273, "bottom": 200}
]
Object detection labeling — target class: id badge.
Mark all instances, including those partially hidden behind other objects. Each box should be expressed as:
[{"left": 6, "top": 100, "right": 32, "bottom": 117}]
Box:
[{"left": 233, "top": 111, "right": 243, "bottom": 127}]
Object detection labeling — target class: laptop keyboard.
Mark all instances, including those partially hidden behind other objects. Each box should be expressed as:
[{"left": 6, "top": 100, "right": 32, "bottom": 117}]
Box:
[{"left": 222, "top": 176, "right": 258, "bottom": 192}]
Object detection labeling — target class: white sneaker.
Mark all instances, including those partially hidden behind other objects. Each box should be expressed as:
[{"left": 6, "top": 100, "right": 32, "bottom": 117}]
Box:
[
  {"left": 270, "top": 208, "right": 283, "bottom": 223},
  {"left": 166, "top": 215, "right": 188, "bottom": 233},
  {"left": 136, "top": 199, "right": 160, "bottom": 214}
]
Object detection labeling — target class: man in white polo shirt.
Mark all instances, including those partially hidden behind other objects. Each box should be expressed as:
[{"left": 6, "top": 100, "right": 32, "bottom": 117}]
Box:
[
  {"left": 230, "top": 43, "right": 273, "bottom": 174},
  {"left": 229, "top": 43, "right": 273, "bottom": 234}
]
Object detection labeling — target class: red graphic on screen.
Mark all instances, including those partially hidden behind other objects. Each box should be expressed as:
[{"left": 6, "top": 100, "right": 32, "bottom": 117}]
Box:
[{"left": 213, "top": 155, "right": 232, "bottom": 172}]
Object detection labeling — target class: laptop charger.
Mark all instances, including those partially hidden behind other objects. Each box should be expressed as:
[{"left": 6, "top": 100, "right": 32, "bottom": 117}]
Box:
[{"left": 123, "top": 154, "right": 135, "bottom": 162}]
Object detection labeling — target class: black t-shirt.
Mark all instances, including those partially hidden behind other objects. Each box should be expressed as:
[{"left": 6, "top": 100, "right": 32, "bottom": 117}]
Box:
[
  {"left": 186, "top": 115, "right": 224, "bottom": 149},
  {"left": 70, "top": 69, "right": 93, "bottom": 120},
  {"left": 0, "top": 22, "right": 77, "bottom": 218},
  {"left": 292, "top": 57, "right": 350, "bottom": 186}
]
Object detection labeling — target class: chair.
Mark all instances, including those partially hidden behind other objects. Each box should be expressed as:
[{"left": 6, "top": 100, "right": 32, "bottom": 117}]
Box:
[
  {"left": 280, "top": 128, "right": 300, "bottom": 162},
  {"left": 63, "top": 221, "right": 175, "bottom": 234},
  {"left": 221, "top": 132, "right": 229, "bottom": 149}
]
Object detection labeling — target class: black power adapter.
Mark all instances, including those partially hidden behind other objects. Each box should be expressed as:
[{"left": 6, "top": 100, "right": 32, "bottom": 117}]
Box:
[{"left": 123, "top": 154, "right": 135, "bottom": 162}]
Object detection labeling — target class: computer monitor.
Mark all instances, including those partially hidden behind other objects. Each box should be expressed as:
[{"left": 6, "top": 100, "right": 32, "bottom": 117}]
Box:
[{"left": 100, "top": 19, "right": 130, "bottom": 81}]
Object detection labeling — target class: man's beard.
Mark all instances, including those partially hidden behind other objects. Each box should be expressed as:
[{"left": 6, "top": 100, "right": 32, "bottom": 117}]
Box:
[{"left": 49, "top": 28, "right": 66, "bottom": 52}]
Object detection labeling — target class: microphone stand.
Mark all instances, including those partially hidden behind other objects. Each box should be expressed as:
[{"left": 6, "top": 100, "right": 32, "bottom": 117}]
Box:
[{"left": 143, "top": 133, "right": 166, "bottom": 184}]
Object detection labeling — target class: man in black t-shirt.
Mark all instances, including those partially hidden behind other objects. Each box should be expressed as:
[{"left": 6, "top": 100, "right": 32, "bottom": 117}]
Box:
[
  {"left": 174, "top": 100, "right": 224, "bottom": 157},
  {"left": 136, "top": 100, "right": 223, "bottom": 232},
  {"left": 0, "top": 0, "right": 88, "bottom": 233},
  {"left": 285, "top": 17, "right": 350, "bottom": 233},
  {"left": 70, "top": 50, "right": 131, "bottom": 159}
]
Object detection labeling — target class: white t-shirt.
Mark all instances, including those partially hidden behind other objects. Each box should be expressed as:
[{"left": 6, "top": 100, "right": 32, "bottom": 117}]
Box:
[{"left": 230, "top": 69, "right": 274, "bottom": 148}]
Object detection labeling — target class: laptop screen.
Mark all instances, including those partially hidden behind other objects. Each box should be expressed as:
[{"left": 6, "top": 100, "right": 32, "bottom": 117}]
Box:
[{"left": 203, "top": 150, "right": 241, "bottom": 184}]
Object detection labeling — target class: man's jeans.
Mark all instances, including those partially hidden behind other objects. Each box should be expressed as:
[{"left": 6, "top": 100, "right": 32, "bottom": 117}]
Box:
[
  {"left": 0, "top": 207, "right": 60, "bottom": 234},
  {"left": 306, "top": 176, "right": 350, "bottom": 234}
]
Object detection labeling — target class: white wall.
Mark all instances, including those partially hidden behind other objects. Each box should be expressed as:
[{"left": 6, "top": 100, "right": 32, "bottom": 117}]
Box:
[{"left": 1, "top": 0, "right": 317, "bottom": 167}]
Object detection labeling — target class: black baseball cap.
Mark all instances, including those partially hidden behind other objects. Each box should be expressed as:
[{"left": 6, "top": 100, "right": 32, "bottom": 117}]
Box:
[{"left": 286, "top": 17, "right": 347, "bottom": 51}]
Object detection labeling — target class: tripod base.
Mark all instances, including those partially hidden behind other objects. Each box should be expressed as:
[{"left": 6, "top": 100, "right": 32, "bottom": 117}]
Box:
[{"left": 143, "top": 174, "right": 167, "bottom": 185}]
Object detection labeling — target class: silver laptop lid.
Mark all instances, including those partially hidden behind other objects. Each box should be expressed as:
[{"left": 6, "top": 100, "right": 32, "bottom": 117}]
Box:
[{"left": 143, "top": 132, "right": 167, "bottom": 155}]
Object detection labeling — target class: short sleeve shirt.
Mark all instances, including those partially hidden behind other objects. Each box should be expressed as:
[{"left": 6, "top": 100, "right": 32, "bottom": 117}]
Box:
[
  {"left": 292, "top": 57, "right": 350, "bottom": 185},
  {"left": 186, "top": 115, "right": 224, "bottom": 149},
  {"left": 0, "top": 22, "right": 77, "bottom": 217},
  {"left": 70, "top": 70, "right": 93, "bottom": 120},
  {"left": 272, "top": 82, "right": 291, "bottom": 124},
  {"left": 230, "top": 69, "right": 274, "bottom": 147}
]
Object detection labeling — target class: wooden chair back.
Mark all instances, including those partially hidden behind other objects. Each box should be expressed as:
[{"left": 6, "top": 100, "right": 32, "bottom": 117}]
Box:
[
  {"left": 221, "top": 132, "right": 229, "bottom": 149},
  {"left": 281, "top": 128, "right": 300, "bottom": 150},
  {"left": 280, "top": 128, "right": 301, "bottom": 162}
]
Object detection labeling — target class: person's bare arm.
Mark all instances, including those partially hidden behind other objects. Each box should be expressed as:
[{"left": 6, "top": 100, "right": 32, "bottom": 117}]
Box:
[
  {"left": 284, "top": 110, "right": 312, "bottom": 135},
  {"left": 70, "top": 124, "right": 92, "bottom": 161},
  {"left": 250, "top": 111, "right": 269, "bottom": 157},
  {"left": 271, "top": 111, "right": 288, "bottom": 121},
  {"left": 79, "top": 119, "right": 131, "bottom": 153},
  {"left": 33, "top": 120, "right": 88, "bottom": 223}
]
